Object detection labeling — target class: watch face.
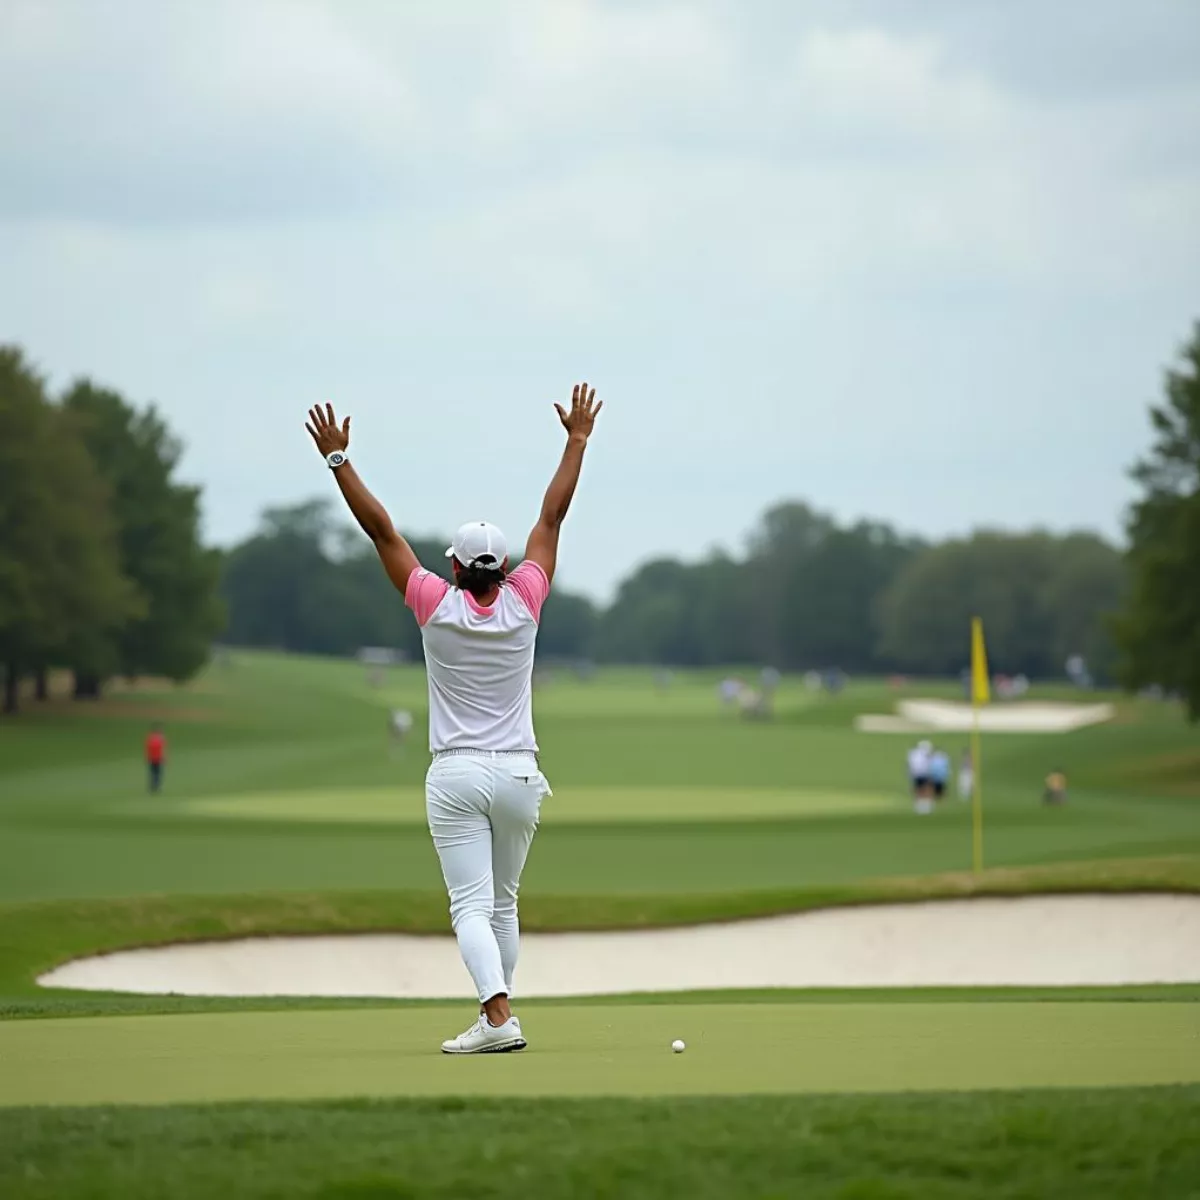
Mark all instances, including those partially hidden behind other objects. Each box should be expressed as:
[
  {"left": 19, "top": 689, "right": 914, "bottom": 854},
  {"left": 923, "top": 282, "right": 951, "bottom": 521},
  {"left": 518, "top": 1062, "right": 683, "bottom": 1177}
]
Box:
[{"left": 329, "top": 452, "right": 346, "bottom": 466}]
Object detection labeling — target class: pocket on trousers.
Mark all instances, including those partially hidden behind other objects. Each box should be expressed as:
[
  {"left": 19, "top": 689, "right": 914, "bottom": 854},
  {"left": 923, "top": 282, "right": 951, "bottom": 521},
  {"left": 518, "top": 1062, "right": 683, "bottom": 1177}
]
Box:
[{"left": 509, "top": 767, "right": 552, "bottom": 799}]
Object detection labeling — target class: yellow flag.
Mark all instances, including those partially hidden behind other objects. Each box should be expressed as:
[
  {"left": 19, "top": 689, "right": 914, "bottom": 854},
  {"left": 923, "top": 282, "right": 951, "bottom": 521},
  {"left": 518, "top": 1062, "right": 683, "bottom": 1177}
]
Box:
[{"left": 971, "top": 617, "right": 990, "bottom": 706}]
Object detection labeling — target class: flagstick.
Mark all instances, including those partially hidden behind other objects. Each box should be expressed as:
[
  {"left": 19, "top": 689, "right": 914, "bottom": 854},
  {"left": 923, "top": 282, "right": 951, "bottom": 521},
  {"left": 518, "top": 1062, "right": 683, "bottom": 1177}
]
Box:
[{"left": 971, "top": 702, "right": 984, "bottom": 874}]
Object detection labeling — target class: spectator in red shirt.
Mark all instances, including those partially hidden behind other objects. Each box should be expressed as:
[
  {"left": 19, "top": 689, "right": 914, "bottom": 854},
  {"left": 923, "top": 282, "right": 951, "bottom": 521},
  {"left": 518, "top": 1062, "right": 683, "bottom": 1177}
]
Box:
[{"left": 145, "top": 726, "right": 166, "bottom": 793}]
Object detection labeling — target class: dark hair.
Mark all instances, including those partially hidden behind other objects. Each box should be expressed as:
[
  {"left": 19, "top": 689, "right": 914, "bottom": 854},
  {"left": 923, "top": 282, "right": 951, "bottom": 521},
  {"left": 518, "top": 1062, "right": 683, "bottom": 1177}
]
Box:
[{"left": 455, "top": 556, "right": 506, "bottom": 599}]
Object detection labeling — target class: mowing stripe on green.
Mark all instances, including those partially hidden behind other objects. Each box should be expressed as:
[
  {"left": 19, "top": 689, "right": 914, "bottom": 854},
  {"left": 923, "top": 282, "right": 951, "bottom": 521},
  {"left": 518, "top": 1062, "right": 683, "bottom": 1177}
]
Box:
[
  {"left": 1, "top": 1002, "right": 1196, "bottom": 1106},
  {"left": 118, "top": 786, "right": 899, "bottom": 826}
]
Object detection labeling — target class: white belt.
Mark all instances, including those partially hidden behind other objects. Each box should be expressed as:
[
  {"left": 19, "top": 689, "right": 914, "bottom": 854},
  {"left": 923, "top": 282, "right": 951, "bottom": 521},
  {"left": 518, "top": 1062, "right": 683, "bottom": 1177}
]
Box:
[{"left": 432, "top": 748, "right": 537, "bottom": 761}]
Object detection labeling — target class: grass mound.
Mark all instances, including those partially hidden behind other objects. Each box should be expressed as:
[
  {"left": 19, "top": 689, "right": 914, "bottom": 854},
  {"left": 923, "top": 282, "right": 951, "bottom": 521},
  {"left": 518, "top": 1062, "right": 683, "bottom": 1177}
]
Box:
[{"left": 3, "top": 1089, "right": 1199, "bottom": 1199}]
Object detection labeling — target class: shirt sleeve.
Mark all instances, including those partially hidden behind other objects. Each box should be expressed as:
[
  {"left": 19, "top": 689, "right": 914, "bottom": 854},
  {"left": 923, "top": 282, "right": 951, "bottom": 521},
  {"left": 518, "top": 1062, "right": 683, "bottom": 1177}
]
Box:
[
  {"left": 507, "top": 560, "right": 551, "bottom": 623},
  {"left": 405, "top": 568, "right": 450, "bottom": 627}
]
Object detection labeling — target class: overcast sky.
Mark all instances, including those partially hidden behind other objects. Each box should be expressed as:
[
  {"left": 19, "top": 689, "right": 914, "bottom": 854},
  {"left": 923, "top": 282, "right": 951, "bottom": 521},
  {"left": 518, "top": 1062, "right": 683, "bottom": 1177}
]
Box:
[{"left": 2, "top": 0, "right": 1198, "bottom": 597}]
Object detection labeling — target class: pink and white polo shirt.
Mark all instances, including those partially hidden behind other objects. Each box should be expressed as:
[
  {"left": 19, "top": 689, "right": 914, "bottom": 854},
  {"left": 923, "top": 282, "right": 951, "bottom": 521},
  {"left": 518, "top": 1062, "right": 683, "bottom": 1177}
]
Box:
[{"left": 405, "top": 560, "right": 550, "bottom": 754}]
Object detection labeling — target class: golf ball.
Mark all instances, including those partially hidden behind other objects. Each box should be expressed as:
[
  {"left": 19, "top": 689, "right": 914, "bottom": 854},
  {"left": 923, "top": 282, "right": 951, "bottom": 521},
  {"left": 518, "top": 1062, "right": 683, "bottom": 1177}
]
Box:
[{"left": 671, "top": 1039, "right": 686, "bottom": 1053}]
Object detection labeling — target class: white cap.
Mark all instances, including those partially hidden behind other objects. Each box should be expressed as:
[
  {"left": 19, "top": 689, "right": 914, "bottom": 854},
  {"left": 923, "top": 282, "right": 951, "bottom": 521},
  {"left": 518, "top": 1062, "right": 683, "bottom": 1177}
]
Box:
[{"left": 446, "top": 521, "right": 508, "bottom": 570}]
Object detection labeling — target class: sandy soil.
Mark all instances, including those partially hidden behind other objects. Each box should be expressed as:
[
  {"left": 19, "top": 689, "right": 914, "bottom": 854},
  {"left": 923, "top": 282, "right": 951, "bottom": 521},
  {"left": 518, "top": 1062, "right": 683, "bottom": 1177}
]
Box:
[
  {"left": 38, "top": 895, "right": 1200, "bottom": 999},
  {"left": 855, "top": 700, "right": 1115, "bottom": 734}
]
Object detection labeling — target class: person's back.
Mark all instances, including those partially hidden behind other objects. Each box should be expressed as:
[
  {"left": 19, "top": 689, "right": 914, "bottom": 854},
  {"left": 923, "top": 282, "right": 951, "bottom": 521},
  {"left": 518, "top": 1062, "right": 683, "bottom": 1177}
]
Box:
[{"left": 408, "top": 560, "right": 549, "bottom": 752}]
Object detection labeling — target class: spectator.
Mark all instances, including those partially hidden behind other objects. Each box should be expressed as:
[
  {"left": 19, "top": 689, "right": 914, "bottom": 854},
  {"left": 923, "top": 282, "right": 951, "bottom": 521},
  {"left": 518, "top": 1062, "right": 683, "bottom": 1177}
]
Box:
[
  {"left": 145, "top": 725, "right": 167, "bottom": 794},
  {"left": 1043, "top": 769, "right": 1068, "bottom": 806},
  {"left": 908, "top": 740, "right": 934, "bottom": 815}
]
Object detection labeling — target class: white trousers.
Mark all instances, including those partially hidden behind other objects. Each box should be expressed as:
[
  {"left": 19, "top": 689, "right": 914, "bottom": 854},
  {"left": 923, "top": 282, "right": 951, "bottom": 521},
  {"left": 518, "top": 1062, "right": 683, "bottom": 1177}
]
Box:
[{"left": 425, "top": 751, "right": 550, "bottom": 1003}]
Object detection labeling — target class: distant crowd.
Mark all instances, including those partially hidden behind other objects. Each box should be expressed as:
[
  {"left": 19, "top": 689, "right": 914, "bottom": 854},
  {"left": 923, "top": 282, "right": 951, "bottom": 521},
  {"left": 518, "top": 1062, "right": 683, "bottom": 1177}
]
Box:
[{"left": 905, "top": 739, "right": 1067, "bottom": 813}]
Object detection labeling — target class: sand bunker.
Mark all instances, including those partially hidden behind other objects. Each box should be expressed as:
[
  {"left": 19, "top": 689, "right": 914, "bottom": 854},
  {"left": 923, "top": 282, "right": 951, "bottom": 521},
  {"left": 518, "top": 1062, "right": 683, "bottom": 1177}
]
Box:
[
  {"left": 38, "top": 895, "right": 1200, "bottom": 998},
  {"left": 856, "top": 700, "right": 1115, "bottom": 735}
]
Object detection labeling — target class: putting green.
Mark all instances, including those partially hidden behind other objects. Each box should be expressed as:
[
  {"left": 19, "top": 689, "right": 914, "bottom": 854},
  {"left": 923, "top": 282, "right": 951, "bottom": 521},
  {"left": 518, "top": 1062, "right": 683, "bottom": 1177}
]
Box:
[
  {"left": 1, "top": 1002, "right": 1196, "bottom": 1106},
  {"left": 125, "top": 786, "right": 898, "bottom": 826}
]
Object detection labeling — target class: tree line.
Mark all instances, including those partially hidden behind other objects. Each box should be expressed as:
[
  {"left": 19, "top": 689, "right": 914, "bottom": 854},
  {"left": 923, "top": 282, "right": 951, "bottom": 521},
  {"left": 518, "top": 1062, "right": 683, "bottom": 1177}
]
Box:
[
  {"left": 219, "top": 499, "right": 599, "bottom": 666},
  {"left": 2, "top": 321, "right": 1198, "bottom": 715},
  {"left": 0, "top": 346, "right": 223, "bottom": 713},
  {"left": 220, "top": 494, "right": 1127, "bottom": 683},
  {"left": 1114, "top": 321, "right": 1200, "bottom": 719}
]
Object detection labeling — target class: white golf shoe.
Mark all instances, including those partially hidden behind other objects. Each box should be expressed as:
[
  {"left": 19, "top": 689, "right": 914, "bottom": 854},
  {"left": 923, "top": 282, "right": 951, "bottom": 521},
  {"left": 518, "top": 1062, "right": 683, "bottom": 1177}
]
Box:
[{"left": 441, "top": 1014, "right": 526, "bottom": 1055}]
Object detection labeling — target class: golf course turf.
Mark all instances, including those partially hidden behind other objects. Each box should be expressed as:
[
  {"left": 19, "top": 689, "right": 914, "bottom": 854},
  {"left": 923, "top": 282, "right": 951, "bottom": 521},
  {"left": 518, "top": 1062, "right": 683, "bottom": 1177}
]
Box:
[
  {"left": 2, "top": 1002, "right": 1198, "bottom": 1107},
  {"left": 1, "top": 652, "right": 1198, "bottom": 1196},
  {"left": 3, "top": 1090, "right": 1197, "bottom": 1200}
]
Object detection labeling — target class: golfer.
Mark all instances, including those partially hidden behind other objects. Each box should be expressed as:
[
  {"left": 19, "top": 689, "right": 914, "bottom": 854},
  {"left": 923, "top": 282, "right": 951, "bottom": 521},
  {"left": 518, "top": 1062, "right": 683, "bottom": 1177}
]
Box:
[{"left": 305, "top": 384, "right": 602, "bottom": 1054}]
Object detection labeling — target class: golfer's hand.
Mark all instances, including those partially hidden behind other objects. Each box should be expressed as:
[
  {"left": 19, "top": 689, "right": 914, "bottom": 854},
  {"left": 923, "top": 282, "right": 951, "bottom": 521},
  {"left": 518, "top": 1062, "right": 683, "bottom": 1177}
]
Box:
[
  {"left": 555, "top": 383, "right": 602, "bottom": 441},
  {"left": 306, "top": 403, "right": 351, "bottom": 457}
]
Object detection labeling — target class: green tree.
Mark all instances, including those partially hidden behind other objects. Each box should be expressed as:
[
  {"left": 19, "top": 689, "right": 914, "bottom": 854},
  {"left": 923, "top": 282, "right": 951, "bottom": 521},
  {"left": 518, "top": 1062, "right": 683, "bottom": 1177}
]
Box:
[
  {"left": 61, "top": 381, "right": 223, "bottom": 694},
  {"left": 595, "top": 559, "right": 701, "bottom": 664},
  {"left": 746, "top": 503, "right": 920, "bottom": 671},
  {"left": 221, "top": 501, "right": 349, "bottom": 656},
  {"left": 1115, "top": 322, "right": 1200, "bottom": 718},
  {"left": 877, "top": 531, "right": 1124, "bottom": 679},
  {"left": 0, "top": 348, "right": 138, "bottom": 711},
  {"left": 689, "top": 552, "right": 760, "bottom": 666},
  {"left": 1043, "top": 534, "right": 1126, "bottom": 681},
  {"left": 536, "top": 589, "right": 598, "bottom": 661},
  {"left": 0, "top": 348, "right": 61, "bottom": 711}
]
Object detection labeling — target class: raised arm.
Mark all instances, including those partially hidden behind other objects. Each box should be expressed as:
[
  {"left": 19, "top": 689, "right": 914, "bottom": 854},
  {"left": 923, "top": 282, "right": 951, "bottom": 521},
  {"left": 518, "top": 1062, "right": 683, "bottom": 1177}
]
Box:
[
  {"left": 524, "top": 382, "right": 602, "bottom": 584},
  {"left": 305, "top": 403, "right": 421, "bottom": 595}
]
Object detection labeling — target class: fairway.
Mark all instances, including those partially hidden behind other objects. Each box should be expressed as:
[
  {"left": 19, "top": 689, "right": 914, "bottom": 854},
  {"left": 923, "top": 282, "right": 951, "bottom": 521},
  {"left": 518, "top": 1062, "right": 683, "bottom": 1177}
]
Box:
[
  {"left": 2, "top": 1002, "right": 1198, "bottom": 1107},
  {"left": 5, "top": 653, "right": 1200, "bottom": 905},
  {"left": 3, "top": 653, "right": 1199, "bottom": 1197},
  {"left": 143, "top": 784, "right": 898, "bottom": 826}
]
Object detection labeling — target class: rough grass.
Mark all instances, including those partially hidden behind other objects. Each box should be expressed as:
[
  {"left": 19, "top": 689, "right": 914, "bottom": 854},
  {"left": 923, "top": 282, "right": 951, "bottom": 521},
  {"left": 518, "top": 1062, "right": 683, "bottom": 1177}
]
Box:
[{"left": 2, "top": 1089, "right": 1199, "bottom": 1199}]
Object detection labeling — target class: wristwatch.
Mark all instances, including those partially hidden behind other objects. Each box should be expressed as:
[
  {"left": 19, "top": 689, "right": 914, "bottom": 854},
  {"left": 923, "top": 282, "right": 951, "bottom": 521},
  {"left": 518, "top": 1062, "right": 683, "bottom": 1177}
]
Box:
[{"left": 326, "top": 450, "right": 349, "bottom": 470}]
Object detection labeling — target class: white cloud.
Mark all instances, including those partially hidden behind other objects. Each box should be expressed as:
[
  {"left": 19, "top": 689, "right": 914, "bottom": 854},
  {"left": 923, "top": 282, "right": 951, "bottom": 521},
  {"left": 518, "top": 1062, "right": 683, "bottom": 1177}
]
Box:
[
  {"left": 0, "top": 0, "right": 1197, "bottom": 592},
  {"left": 786, "top": 27, "right": 1008, "bottom": 145},
  {"left": 473, "top": 1, "right": 737, "bottom": 145},
  {"left": 0, "top": 0, "right": 421, "bottom": 220}
]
